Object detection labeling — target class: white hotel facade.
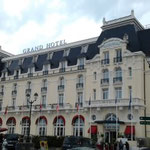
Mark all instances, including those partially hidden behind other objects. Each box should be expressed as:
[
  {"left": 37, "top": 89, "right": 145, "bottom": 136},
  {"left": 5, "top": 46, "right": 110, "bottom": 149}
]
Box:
[{"left": 0, "top": 11, "right": 150, "bottom": 143}]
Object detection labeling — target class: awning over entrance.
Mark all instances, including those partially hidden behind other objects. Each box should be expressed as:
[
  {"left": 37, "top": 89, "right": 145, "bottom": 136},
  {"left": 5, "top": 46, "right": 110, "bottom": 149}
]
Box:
[
  {"left": 88, "top": 125, "right": 97, "bottom": 134},
  {"left": 94, "top": 120, "right": 125, "bottom": 124},
  {"left": 124, "top": 125, "right": 135, "bottom": 134},
  {"left": 0, "top": 128, "right": 8, "bottom": 132}
]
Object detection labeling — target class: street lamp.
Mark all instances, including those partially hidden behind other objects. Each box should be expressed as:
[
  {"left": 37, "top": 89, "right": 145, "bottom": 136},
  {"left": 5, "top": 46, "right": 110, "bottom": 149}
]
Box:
[{"left": 26, "top": 92, "right": 38, "bottom": 142}]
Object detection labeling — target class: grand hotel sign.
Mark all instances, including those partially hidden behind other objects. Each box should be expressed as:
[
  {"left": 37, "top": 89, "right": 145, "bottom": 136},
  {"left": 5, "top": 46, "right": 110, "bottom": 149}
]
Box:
[{"left": 23, "top": 40, "right": 66, "bottom": 54}]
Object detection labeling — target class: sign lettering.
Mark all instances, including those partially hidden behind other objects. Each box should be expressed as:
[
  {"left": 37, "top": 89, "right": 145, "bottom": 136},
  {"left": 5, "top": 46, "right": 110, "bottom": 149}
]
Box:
[{"left": 23, "top": 40, "right": 66, "bottom": 54}]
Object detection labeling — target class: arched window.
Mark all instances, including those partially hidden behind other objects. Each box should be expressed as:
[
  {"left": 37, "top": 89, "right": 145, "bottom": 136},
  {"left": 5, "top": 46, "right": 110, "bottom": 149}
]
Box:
[
  {"left": 21, "top": 116, "right": 29, "bottom": 136},
  {"left": 115, "top": 67, "right": 122, "bottom": 78},
  {"left": 105, "top": 113, "right": 117, "bottom": 121},
  {"left": 72, "top": 115, "right": 85, "bottom": 137},
  {"left": 0, "top": 118, "right": 2, "bottom": 128},
  {"left": 103, "top": 69, "right": 109, "bottom": 79},
  {"left": 53, "top": 116, "right": 65, "bottom": 136},
  {"left": 6, "top": 117, "right": 16, "bottom": 134},
  {"left": 36, "top": 116, "right": 47, "bottom": 136}
]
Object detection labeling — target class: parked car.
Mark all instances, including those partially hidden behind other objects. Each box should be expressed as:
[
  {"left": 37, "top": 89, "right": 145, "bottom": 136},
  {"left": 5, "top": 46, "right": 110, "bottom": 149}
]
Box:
[
  {"left": 62, "top": 136, "right": 95, "bottom": 150},
  {"left": 3, "top": 134, "right": 20, "bottom": 149}
]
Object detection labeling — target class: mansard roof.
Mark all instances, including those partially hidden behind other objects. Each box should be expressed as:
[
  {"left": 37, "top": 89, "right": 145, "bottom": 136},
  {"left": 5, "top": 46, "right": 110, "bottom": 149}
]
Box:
[{"left": 1, "top": 13, "right": 150, "bottom": 76}]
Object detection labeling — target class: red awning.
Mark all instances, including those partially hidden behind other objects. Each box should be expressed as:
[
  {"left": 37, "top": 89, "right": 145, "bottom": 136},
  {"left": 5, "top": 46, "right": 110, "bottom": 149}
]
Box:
[
  {"left": 124, "top": 125, "right": 135, "bottom": 135},
  {"left": 88, "top": 125, "right": 97, "bottom": 134},
  {"left": 0, "top": 118, "right": 2, "bottom": 125},
  {"left": 72, "top": 115, "right": 85, "bottom": 125},
  {"left": 35, "top": 116, "right": 48, "bottom": 125},
  {"left": 6, "top": 117, "right": 16, "bottom": 125},
  {"left": 0, "top": 128, "right": 8, "bottom": 132},
  {"left": 22, "top": 116, "right": 30, "bottom": 121},
  {"left": 53, "top": 115, "right": 65, "bottom": 125}
]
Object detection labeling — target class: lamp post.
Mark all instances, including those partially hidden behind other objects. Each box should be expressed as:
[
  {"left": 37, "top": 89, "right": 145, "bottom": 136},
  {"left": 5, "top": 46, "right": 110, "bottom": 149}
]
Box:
[{"left": 26, "top": 92, "right": 38, "bottom": 142}]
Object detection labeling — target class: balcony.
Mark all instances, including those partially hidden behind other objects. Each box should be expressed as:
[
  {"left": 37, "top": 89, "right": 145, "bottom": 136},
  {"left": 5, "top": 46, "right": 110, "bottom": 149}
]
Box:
[
  {"left": 58, "top": 85, "right": 65, "bottom": 91},
  {"left": 76, "top": 83, "right": 84, "bottom": 89},
  {"left": 28, "top": 73, "right": 33, "bottom": 77},
  {"left": 113, "top": 77, "right": 122, "bottom": 84},
  {"left": 114, "top": 57, "right": 122, "bottom": 63},
  {"left": 51, "top": 103, "right": 72, "bottom": 110},
  {"left": 12, "top": 90, "right": 17, "bottom": 96},
  {"left": 78, "top": 65, "right": 84, "bottom": 70},
  {"left": 75, "top": 102, "right": 83, "bottom": 108},
  {"left": 25, "top": 89, "right": 31, "bottom": 94},
  {"left": 59, "top": 68, "right": 65, "bottom": 73},
  {"left": 41, "top": 87, "right": 47, "bottom": 94},
  {"left": 101, "top": 59, "right": 110, "bottom": 65},
  {"left": 84, "top": 98, "right": 145, "bottom": 108},
  {"left": 101, "top": 78, "right": 109, "bottom": 86},
  {"left": 1, "top": 77, "right": 6, "bottom": 81},
  {"left": 14, "top": 75, "right": 19, "bottom": 80},
  {"left": 43, "top": 70, "right": 48, "bottom": 75}
]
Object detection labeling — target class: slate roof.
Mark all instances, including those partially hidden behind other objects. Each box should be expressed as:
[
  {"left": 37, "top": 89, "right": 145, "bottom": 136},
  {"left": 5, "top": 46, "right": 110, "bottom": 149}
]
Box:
[{"left": 2, "top": 20, "right": 150, "bottom": 76}]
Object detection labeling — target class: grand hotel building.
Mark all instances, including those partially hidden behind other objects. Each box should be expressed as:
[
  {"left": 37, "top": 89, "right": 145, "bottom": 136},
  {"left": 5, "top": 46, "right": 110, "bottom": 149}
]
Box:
[{"left": 0, "top": 11, "right": 150, "bottom": 143}]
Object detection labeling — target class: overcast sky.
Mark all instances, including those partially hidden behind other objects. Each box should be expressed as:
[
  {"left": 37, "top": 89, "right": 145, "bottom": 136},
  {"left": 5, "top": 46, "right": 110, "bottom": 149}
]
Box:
[{"left": 0, "top": 0, "right": 150, "bottom": 55}]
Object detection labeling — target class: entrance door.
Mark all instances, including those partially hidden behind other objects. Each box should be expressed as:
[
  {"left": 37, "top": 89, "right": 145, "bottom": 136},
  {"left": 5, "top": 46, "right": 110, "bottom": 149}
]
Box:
[{"left": 105, "top": 131, "right": 116, "bottom": 144}]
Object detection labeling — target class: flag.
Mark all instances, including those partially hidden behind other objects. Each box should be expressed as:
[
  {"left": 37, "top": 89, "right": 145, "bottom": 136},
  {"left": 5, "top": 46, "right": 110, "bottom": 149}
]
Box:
[
  {"left": 128, "top": 91, "right": 132, "bottom": 110},
  {"left": 76, "top": 103, "right": 79, "bottom": 112},
  {"left": 89, "top": 97, "right": 91, "bottom": 106},
  {"left": 56, "top": 104, "right": 59, "bottom": 112},
  {"left": 40, "top": 103, "right": 42, "bottom": 112},
  {"left": 4, "top": 106, "right": 8, "bottom": 115}
]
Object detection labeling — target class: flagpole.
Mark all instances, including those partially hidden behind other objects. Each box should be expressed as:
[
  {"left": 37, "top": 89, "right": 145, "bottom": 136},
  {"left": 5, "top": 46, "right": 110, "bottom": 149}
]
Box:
[
  {"left": 115, "top": 97, "right": 118, "bottom": 140},
  {"left": 130, "top": 94, "right": 133, "bottom": 141},
  {"left": 56, "top": 104, "right": 59, "bottom": 137},
  {"left": 89, "top": 97, "right": 91, "bottom": 139},
  {"left": 78, "top": 103, "right": 80, "bottom": 137}
]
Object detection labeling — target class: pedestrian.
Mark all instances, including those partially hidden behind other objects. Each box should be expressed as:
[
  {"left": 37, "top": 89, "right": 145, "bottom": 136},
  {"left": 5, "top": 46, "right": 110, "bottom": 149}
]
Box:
[
  {"left": 119, "top": 139, "right": 123, "bottom": 150},
  {"left": 125, "top": 141, "right": 129, "bottom": 150},
  {"left": 2, "top": 138, "right": 7, "bottom": 150}
]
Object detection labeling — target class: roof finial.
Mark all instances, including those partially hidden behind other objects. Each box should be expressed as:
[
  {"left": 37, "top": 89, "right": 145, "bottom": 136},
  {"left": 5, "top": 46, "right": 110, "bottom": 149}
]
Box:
[
  {"left": 131, "top": 9, "right": 134, "bottom": 16},
  {"left": 103, "top": 17, "right": 106, "bottom": 25}
]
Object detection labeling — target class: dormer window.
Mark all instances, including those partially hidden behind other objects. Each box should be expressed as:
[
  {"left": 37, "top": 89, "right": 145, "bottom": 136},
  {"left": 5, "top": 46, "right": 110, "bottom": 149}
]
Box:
[
  {"left": 81, "top": 45, "right": 88, "bottom": 53},
  {"left": 47, "top": 52, "right": 53, "bottom": 60},
  {"left": 32, "top": 55, "right": 38, "bottom": 63},
  {"left": 28, "top": 67, "right": 34, "bottom": 77},
  {"left": 78, "top": 58, "right": 84, "bottom": 70},
  {"left": 63, "top": 49, "right": 70, "bottom": 57},
  {"left": 14, "top": 70, "right": 19, "bottom": 79},
  {"left": 59, "top": 61, "right": 66, "bottom": 73},
  {"left": 114, "top": 49, "right": 122, "bottom": 63}
]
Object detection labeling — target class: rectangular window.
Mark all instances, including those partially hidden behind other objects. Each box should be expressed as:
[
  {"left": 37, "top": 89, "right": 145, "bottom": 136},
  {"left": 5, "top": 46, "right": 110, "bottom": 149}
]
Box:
[
  {"left": 128, "top": 67, "right": 132, "bottom": 77},
  {"left": 43, "top": 79, "right": 47, "bottom": 87},
  {"left": 0, "top": 99, "right": 2, "bottom": 111},
  {"left": 44, "top": 64, "right": 49, "bottom": 71},
  {"left": 77, "top": 92, "right": 83, "bottom": 106},
  {"left": 27, "top": 81, "right": 31, "bottom": 89},
  {"left": 60, "top": 61, "right": 65, "bottom": 69},
  {"left": 104, "top": 51, "right": 109, "bottom": 60},
  {"left": 103, "top": 88, "right": 108, "bottom": 100},
  {"left": 59, "top": 93, "right": 64, "bottom": 106},
  {"left": 115, "top": 87, "right": 122, "bottom": 99},
  {"left": 79, "top": 58, "right": 84, "bottom": 66},
  {"left": 42, "top": 95, "right": 46, "bottom": 107},
  {"left": 12, "top": 98, "right": 16, "bottom": 108},
  {"left": 13, "top": 83, "right": 17, "bottom": 91},
  {"left": 116, "top": 49, "right": 122, "bottom": 57},
  {"left": 29, "top": 67, "right": 33, "bottom": 73},
  {"left": 93, "top": 72, "right": 97, "bottom": 80},
  {"left": 93, "top": 89, "right": 96, "bottom": 100}
]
